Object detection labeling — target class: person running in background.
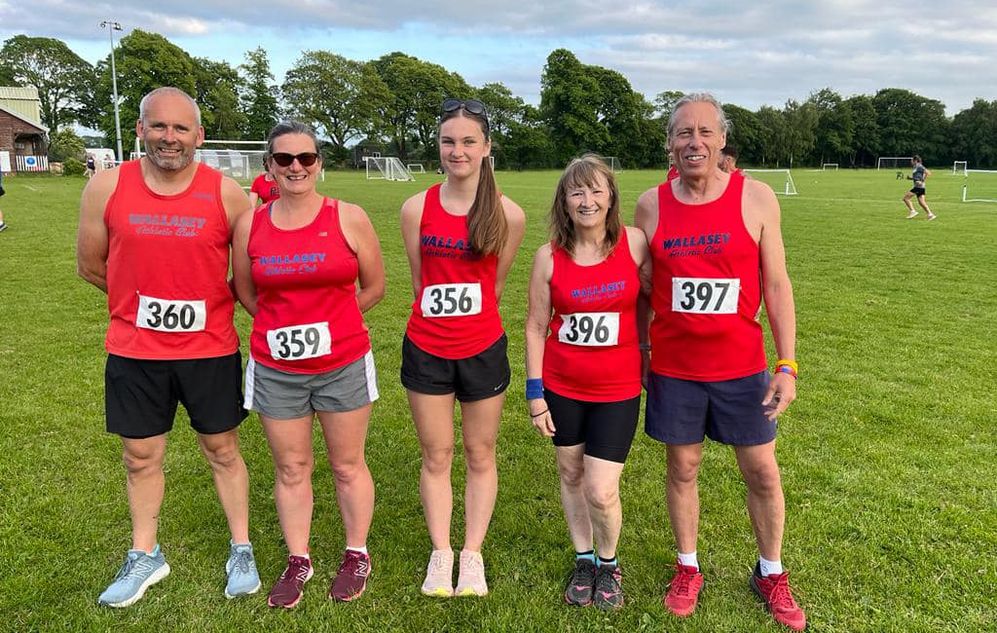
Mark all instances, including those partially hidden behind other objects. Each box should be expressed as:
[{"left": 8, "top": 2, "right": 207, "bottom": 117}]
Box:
[
  {"left": 525, "top": 155, "right": 650, "bottom": 610},
  {"left": 400, "top": 98, "right": 525, "bottom": 598},
  {"left": 904, "top": 155, "right": 936, "bottom": 220},
  {"left": 635, "top": 93, "right": 806, "bottom": 631},
  {"left": 233, "top": 120, "right": 384, "bottom": 608},
  {"left": 77, "top": 86, "right": 259, "bottom": 608},
  {"left": 85, "top": 153, "right": 97, "bottom": 179},
  {"left": 249, "top": 169, "right": 280, "bottom": 208}
]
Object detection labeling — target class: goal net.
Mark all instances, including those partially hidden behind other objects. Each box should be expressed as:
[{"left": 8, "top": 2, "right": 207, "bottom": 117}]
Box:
[
  {"left": 821, "top": 163, "right": 839, "bottom": 171},
  {"left": 877, "top": 156, "right": 912, "bottom": 170},
  {"left": 366, "top": 156, "right": 413, "bottom": 181},
  {"left": 602, "top": 156, "right": 622, "bottom": 173},
  {"left": 742, "top": 169, "right": 798, "bottom": 195},
  {"left": 961, "top": 169, "right": 997, "bottom": 203},
  {"left": 407, "top": 163, "right": 427, "bottom": 174},
  {"left": 953, "top": 160, "right": 968, "bottom": 176}
]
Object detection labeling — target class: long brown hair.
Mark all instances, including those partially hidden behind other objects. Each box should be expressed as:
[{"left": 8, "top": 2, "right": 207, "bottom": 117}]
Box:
[
  {"left": 439, "top": 107, "right": 507, "bottom": 256},
  {"left": 549, "top": 154, "right": 622, "bottom": 256}
]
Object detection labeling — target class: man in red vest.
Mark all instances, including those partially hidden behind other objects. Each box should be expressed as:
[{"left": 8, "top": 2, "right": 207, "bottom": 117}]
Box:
[
  {"left": 635, "top": 93, "right": 806, "bottom": 631},
  {"left": 77, "top": 87, "right": 260, "bottom": 607}
]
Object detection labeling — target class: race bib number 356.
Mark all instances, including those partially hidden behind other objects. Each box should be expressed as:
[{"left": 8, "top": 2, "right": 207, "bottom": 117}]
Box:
[
  {"left": 136, "top": 295, "right": 207, "bottom": 332},
  {"left": 421, "top": 282, "right": 482, "bottom": 317},
  {"left": 558, "top": 312, "right": 620, "bottom": 346},
  {"left": 267, "top": 322, "right": 332, "bottom": 361},
  {"left": 671, "top": 277, "right": 740, "bottom": 314}
]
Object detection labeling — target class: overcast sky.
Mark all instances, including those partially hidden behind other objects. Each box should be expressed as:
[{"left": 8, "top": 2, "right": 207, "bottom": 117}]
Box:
[{"left": 3, "top": 0, "right": 996, "bottom": 115}]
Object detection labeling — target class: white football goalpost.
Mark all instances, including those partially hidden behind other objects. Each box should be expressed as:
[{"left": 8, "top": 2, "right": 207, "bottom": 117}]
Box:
[
  {"left": 961, "top": 169, "right": 997, "bottom": 203},
  {"left": 603, "top": 156, "right": 622, "bottom": 173},
  {"left": 877, "top": 156, "right": 912, "bottom": 170},
  {"left": 952, "top": 160, "right": 968, "bottom": 176},
  {"left": 365, "top": 156, "right": 413, "bottom": 181},
  {"left": 742, "top": 169, "right": 798, "bottom": 195},
  {"left": 821, "top": 163, "right": 839, "bottom": 171},
  {"left": 407, "top": 163, "right": 427, "bottom": 174}
]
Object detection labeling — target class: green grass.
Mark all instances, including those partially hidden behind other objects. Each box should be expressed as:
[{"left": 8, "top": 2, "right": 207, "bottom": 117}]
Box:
[{"left": 0, "top": 167, "right": 995, "bottom": 632}]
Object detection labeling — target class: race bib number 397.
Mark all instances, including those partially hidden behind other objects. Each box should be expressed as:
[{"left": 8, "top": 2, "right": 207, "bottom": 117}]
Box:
[
  {"left": 421, "top": 282, "right": 482, "bottom": 317},
  {"left": 671, "top": 277, "right": 740, "bottom": 314},
  {"left": 266, "top": 322, "right": 332, "bottom": 361},
  {"left": 136, "top": 295, "right": 207, "bottom": 332},
  {"left": 558, "top": 312, "right": 620, "bottom": 346}
]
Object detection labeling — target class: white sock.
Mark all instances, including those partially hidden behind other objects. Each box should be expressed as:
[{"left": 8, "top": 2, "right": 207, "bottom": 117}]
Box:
[
  {"left": 677, "top": 551, "right": 699, "bottom": 570},
  {"left": 759, "top": 556, "right": 783, "bottom": 576},
  {"left": 290, "top": 552, "right": 310, "bottom": 559},
  {"left": 347, "top": 546, "right": 368, "bottom": 555}
]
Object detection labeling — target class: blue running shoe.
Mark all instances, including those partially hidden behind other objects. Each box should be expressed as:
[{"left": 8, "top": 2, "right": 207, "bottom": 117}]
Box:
[
  {"left": 98, "top": 545, "right": 171, "bottom": 608},
  {"left": 225, "top": 541, "right": 262, "bottom": 599}
]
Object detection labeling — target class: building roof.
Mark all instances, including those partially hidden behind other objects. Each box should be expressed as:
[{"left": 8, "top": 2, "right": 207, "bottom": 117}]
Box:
[
  {"left": 0, "top": 104, "right": 48, "bottom": 134},
  {"left": 0, "top": 85, "right": 45, "bottom": 129}
]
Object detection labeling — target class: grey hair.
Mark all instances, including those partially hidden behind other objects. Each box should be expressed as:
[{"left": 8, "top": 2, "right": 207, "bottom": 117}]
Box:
[
  {"left": 139, "top": 87, "right": 201, "bottom": 125},
  {"left": 667, "top": 92, "right": 730, "bottom": 139},
  {"left": 266, "top": 120, "right": 320, "bottom": 156}
]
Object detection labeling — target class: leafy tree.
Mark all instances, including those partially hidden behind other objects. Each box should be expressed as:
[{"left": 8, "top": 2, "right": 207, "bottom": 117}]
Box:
[
  {"left": 239, "top": 48, "right": 280, "bottom": 141},
  {"left": 93, "top": 30, "right": 197, "bottom": 152},
  {"left": 372, "top": 52, "right": 471, "bottom": 158},
  {"left": 950, "top": 99, "right": 997, "bottom": 168},
  {"left": 540, "top": 49, "right": 609, "bottom": 164},
  {"left": 782, "top": 99, "right": 818, "bottom": 168},
  {"left": 192, "top": 57, "right": 246, "bottom": 139},
  {"left": 654, "top": 90, "right": 686, "bottom": 119},
  {"left": 808, "top": 88, "right": 854, "bottom": 165},
  {"left": 48, "top": 128, "right": 85, "bottom": 162},
  {"left": 872, "top": 88, "right": 948, "bottom": 161},
  {"left": 723, "top": 104, "right": 763, "bottom": 165},
  {"left": 0, "top": 35, "right": 95, "bottom": 134},
  {"left": 844, "top": 94, "right": 879, "bottom": 167},
  {"left": 283, "top": 51, "right": 391, "bottom": 155},
  {"left": 755, "top": 106, "right": 787, "bottom": 166}
]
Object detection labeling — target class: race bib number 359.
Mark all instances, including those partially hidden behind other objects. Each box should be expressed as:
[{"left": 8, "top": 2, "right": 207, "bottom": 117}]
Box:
[
  {"left": 558, "top": 312, "right": 620, "bottom": 346},
  {"left": 421, "top": 282, "right": 482, "bottom": 317},
  {"left": 671, "top": 277, "right": 740, "bottom": 314},
  {"left": 136, "top": 295, "right": 207, "bottom": 332},
  {"left": 267, "top": 322, "right": 332, "bottom": 361}
]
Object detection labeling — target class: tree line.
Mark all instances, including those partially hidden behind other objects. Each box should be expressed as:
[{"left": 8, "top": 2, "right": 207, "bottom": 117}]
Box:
[{"left": 3, "top": 32, "right": 997, "bottom": 169}]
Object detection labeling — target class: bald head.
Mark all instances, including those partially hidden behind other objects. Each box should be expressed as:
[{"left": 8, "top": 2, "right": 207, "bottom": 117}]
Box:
[{"left": 139, "top": 87, "right": 201, "bottom": 126}]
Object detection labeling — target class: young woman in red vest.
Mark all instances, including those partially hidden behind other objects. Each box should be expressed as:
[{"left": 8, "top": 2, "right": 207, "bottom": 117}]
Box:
[
  {"left": 232, "top": 121, "right": 385, "bottom": 608},
  {"left": 524, "top": 155, "right": 650, "bottom": 610},
  {"left": 400, "top": 99, "right": 525, "bottom": 597}
]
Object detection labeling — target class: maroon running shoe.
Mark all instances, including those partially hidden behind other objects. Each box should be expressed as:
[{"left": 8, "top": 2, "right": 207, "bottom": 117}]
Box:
[
  {"left": 329, "top": 550, "right": 371, "bottom": 602},
  {"left": 267, "top": 555, "right": 313, "bottom": 608},
  {"left": 750, "top": 565, "right": 807, "bottom": 631},
  {"left": 663, "top": 562, "right": 704, "bottom": 617}
]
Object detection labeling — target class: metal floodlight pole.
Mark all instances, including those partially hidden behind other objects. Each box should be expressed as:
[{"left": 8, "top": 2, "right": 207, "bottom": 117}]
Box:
[{"left": 101, "top": 20, "right": 124, "bottom": 162}]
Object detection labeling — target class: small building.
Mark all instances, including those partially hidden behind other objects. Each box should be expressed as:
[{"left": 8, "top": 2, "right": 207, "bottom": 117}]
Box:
[{"left": 0, "top": 86, "right": 49, "bottom": 173}]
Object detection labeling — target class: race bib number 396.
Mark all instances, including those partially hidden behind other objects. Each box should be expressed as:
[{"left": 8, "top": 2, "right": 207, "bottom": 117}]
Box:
[
  {"left": 558, "top": 312, "right": 620, "bottom": 346},
  {"left": 267, "top": 322, "right": 332, "bottom": 361},
  {"left": 671, "top": 277, "right": 740, "bottom": 314},
  {"left": 136, "top": 295, "right": 207, "bottom": 332},
  {"left": 421, "top": 282, "right": 482, "bottom": 317}
]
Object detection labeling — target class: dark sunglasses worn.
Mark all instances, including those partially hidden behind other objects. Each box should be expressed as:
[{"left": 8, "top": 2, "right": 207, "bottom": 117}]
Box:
[
  {"left": 270, "top": 152, "right": 320, "bottom": 167},
  {"left": 441, "top": 98, "right": 488, "bottom": 119}
]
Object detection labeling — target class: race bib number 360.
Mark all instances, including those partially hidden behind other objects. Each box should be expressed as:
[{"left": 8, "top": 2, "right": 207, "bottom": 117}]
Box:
[
  {"left": 421, "top": 282, "right": 482, "bottom": 317},
  {"left": 671, "top": 277, "right": 740, "bottom": 314},
  {"left": 267, "top": 322, "right": 332, "bottom": 361},
  {"left": 136, "top": 295, "right": 207, "bottom": 332},
  {"left": 558, "top": 312, "right": 620, "bottom": 346}
]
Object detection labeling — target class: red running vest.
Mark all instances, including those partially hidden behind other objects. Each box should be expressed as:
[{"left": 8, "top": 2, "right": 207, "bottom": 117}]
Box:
[
  {"left": 248, "top": 199, "right": 371, "bottom": 374},
  {"left": 405, "top": 184, "right": 504, "bottom": 359},
  {"left": 649, "top": 171, "right": 767, "bottom": 381},
  {"left": 104, "top": 161, "right": 238, "bottom": 360},
  {"left": 544, "top": 229, "right": 641, "bottom": 401}
]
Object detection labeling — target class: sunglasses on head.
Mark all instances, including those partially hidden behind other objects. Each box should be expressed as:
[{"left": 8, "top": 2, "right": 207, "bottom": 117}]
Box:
[
  {"left": 441, "top": 98, "right": 488, "bottom": 119},
  {"left": 269, "top": 152, "right": 320, "bottom": 167}
]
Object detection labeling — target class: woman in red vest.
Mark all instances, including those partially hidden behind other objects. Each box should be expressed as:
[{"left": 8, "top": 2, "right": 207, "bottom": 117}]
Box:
[
  {"left": 232, "top": 121, "right": 384, "bottom": 608},
  {"left": 400, "top": 99, "right": 525, "bottom": 597},
  {"left": 525, "top": 155, "right": 650, "bottom": 610}
]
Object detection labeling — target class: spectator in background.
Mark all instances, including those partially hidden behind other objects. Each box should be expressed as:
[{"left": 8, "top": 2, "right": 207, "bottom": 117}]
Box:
[
  {"left": 249, "top": 169, "right": 280, "bottom": 208},
  {"left": 904, "top": 155, "right": 936, "bottom": 220}
]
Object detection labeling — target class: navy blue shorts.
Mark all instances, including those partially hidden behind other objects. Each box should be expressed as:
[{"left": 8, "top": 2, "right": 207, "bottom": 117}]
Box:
[
  {"left": 644, "top": 370, "right": 776, "bottom": 446},
  {"left": 546, "top": 389, "right": 640, "bottom": 464}
]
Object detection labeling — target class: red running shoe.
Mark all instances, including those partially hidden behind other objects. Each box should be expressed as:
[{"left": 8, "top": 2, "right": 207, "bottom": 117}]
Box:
[
  {"left": 329, "top": 550, "right": 371, "bottom": 602},
  {"left": 267, "top": 555, "right": 313, "bottom": 608},
  {"left": 663, "top": 563, "right": 704, "bottom": 617},
  {"left": 749, "top": 564, "right": 807, "bottom": 631}
]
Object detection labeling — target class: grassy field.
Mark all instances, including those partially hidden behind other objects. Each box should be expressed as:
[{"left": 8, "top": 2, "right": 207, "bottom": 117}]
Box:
[{"left": 0, "top": 167, "right": 994, "bottom": 632}]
